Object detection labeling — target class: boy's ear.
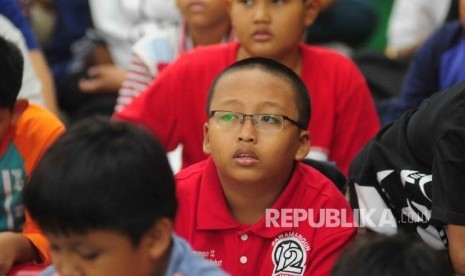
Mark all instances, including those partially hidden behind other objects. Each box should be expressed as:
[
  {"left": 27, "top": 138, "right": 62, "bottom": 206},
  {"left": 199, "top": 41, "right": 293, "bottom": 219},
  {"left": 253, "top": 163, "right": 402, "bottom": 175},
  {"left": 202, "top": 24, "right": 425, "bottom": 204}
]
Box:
[
  {"left": 203, "top": 123, "right": 212, "bottom": 155},
  {"left": 303, "top": 0, "right": 321, "bottom": 27},
  {"left": 145, "top": 218, "right": 173, "bottom": 260},
  {"left": 10, "top": 99, "right": 29, "bottom": 125},
  {"left": 294, "top": 130, "right": 310, "bottom": 161}
]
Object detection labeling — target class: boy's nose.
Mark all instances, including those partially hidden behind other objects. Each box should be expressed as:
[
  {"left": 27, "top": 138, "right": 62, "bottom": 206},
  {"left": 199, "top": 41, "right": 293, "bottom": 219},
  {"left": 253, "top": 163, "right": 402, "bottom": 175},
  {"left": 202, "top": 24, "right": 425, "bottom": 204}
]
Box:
[
  {"left": 56, "top": 259, "right": 83, "bottom": 276},
  {"left": 237, "top": 117, "right": 257, "bottom": 143},
  {"left": 253, "top": 2, "right": 271, "bottom": 22}
]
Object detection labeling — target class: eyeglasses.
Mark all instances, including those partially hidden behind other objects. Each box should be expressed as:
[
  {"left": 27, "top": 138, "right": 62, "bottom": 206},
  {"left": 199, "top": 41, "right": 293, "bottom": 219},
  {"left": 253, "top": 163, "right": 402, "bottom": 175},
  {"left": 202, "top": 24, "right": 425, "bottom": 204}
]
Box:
[{"left": 209, "top": 110, "right": 304, "bottom": 132}]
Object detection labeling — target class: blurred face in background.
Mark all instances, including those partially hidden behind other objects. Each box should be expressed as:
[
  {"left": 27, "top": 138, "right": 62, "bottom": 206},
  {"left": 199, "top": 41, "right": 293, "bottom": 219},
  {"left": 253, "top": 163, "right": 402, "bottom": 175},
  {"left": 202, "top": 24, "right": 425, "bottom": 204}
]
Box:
[
  {"left": 227, "top": 0, "right": 319, "bottom": 60},
  {"left": 177, "top": 0, "right": 229, "bottom": 29}
]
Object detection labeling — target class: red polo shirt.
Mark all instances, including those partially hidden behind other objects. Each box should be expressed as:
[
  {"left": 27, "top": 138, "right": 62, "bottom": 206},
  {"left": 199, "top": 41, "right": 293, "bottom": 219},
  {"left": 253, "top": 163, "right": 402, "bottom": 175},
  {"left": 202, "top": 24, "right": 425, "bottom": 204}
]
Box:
[{"left": 174, "top": 158, "right": 356, "bottom": 276}]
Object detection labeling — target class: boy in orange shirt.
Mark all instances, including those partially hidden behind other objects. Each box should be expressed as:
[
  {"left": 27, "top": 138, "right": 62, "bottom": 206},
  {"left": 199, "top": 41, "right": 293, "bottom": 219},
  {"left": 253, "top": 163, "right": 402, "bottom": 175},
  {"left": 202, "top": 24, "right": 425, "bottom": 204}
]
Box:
[{"left": 0, "top": 35, "right": 64, "bottom": 273}]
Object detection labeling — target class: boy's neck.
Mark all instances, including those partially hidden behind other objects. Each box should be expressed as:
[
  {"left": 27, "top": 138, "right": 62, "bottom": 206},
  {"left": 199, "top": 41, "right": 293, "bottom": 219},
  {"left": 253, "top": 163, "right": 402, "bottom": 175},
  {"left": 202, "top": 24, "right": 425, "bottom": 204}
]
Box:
[
  {"left": 219, "top": 172, "right": 292, "bottom": 225},
  {"left": 188, "top": 21, "right": 231, "bottom": 48},
  {"left": 237, "top": 47, "right": 302, "bottom": 75}
]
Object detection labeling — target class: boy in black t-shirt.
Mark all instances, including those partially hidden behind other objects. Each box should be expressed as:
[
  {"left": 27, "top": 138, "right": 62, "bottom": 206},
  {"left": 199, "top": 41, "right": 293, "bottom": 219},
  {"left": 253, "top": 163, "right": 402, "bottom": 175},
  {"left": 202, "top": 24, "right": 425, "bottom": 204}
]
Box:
[{"left": 349, "top": 80, "right": 465, "bottom": 275}]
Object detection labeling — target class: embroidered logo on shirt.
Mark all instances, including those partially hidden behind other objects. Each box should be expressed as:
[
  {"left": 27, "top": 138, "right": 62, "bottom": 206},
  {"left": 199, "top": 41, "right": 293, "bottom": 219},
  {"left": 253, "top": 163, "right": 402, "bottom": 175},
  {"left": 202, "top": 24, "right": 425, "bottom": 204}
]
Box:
[
  {"left": 194, "top": 250, "right": 223, "bottom": 267},
  {"left": 271, "top": 233, "right": 310, "bottom": 275}
]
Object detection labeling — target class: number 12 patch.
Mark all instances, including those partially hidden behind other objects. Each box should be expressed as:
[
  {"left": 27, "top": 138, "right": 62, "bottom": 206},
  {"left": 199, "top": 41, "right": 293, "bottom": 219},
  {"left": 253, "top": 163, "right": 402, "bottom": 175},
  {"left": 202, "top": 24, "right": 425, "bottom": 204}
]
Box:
[{"left": 272, "top": 234, "right": 309, "bottom": 276}]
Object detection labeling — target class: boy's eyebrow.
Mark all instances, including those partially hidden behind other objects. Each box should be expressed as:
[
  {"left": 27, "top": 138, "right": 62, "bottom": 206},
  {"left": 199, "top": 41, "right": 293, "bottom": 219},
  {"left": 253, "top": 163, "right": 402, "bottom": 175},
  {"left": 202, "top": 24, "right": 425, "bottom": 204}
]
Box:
[
  {"left": 213, "top": 100, "right": 292, "bottom": 115},
  {"left": 214, "top": 99, "right": 242, "bottom": 107},
  {"left": 72, "top": 242, "right": 99, "bottom": 251},
  {"left": 69, "top": 240, "right": 84, "bottom": 249},
  {"left": 214, "top": 99, "right": 285, "bottom": 110},
  {"left": 256, "top": 101, "right": 285, "bottom": 109},
  {"left": 65, "top": 238, "right": 94, "bottom": 250}
]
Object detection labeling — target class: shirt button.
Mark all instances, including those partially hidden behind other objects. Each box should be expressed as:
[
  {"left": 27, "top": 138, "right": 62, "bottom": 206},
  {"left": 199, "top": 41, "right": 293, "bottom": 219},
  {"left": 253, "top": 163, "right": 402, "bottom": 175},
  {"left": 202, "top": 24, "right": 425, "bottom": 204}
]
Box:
[
  {"left": 241, "top": 234, "right": 248, "bottom": 241},
  {"left": 240, "top": 256, "right": 248, "bottom": 264}
]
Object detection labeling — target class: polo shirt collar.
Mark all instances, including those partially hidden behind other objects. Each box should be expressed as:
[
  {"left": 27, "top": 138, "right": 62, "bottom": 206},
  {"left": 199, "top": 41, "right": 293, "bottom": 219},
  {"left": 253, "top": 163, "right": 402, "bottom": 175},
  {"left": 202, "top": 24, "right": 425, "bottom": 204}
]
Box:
[
  {"left": 196, "top": 158, "right": 308, "bottom": 238},
  {"left": 197, "top": 158, "right": 241, "bottom": 230}
]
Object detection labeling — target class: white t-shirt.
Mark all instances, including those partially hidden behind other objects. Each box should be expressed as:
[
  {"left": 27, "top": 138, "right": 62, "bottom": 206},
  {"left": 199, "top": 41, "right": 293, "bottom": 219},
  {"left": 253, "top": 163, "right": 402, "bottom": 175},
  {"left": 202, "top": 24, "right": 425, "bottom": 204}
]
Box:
[
  {"left": 88, "top": 0, "right": 180, "bottom": 68},
  {"left": 387, "top": 0, "right": 453, "bottom": 49},
  {"left": 0, "top": 15, "right": 44, "bottom": 106}
]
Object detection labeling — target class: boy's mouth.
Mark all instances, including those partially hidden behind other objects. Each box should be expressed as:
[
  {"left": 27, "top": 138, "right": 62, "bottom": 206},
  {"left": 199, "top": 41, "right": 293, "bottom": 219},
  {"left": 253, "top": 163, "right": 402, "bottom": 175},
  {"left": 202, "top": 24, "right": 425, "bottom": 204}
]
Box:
[
  {"left": 187, "top": 2, "right": 206, "bottom": 12},
  {"left": 233, "top": 150, "right": 259, "bottom": 165},
  {"left": 252, "top": 30, "right": 272, "bottom": 41}
]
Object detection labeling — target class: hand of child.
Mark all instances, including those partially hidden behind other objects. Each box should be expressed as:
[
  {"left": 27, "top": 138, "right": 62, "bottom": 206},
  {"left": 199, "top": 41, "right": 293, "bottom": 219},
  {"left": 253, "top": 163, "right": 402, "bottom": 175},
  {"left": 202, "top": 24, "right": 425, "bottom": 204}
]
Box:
[
  {"left": 0, "top": 232, "right": 37, "bottom": 274},
  {"left": 79, "top": 65, "right": 126, "bottom": 94}
]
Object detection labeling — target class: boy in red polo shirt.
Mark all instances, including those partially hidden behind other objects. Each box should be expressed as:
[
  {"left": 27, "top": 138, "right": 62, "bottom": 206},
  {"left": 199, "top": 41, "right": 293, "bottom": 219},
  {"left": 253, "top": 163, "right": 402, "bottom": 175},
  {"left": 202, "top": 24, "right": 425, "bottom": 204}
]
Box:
[{"left": 174, "top": 57, "right": 356, "bottom": 276}]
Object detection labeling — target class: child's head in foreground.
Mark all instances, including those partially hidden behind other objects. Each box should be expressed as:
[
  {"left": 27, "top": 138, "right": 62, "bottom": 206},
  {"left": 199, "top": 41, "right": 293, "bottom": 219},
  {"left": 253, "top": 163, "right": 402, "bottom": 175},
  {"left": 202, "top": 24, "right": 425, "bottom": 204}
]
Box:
[
  {"left": 0, "top": 35, "right": 28, "bottom": 143},
  {"left": 331, "top": 233, "right": 452, "bottom": 276},
  {"left": 204, "top": 57, "right": 311, "bottom": 184},
  {"left": 24, "top": 117, "right": 177, "bottom": 276}
]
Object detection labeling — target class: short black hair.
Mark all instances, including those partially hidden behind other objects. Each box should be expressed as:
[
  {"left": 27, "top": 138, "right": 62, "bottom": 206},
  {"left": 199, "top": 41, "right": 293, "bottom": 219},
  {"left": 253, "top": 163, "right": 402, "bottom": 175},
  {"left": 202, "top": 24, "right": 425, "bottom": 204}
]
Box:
[
  {"left": 0, "top": 35, "right": 24, "bottom": 109},
  {"left": 331, "top": 233, "right": 452, "bottom": 276},
  {"left": 206, "top": 57, "right": 311, "bottom": 129},
  {"left": 24, "top": 117, "right": 177, "bottom": 245}
]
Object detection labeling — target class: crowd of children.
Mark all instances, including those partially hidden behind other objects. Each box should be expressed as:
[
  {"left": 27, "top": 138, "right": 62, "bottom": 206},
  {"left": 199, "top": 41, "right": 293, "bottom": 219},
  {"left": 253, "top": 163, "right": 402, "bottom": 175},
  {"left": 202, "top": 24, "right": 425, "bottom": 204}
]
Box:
[{"left": 0, "top": 0, "right": 464, "bottom": 275}]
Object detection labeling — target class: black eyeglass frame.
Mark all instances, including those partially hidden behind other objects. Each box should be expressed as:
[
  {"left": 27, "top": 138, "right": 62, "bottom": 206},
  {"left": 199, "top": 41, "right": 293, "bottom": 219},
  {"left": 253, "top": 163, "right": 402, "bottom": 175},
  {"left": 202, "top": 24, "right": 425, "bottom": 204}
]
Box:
[{"left": 209, "top": 110, "right": 306, "bottom": 131}]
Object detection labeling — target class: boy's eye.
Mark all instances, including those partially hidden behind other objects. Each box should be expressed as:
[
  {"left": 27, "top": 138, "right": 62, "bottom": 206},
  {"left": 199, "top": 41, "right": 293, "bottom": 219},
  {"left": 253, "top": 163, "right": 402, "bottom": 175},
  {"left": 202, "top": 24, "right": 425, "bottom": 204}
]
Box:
[
  {"left": 50, "top": 243, "right": 61, "bottom": 253},
  {"left": 271, "top": 0, "right": 285, "bottom": 4},
  {"left": 79, "top": 251, "right": 100, "bottom": 261},
  {"left": 219, "top": 112, "right": 238, "bottom": 122},
  {"left": 238, "top": 0, "right": 253, "bottom": 5},
  {"left": 259, "top": 115, "right": 281, "bottom": 125}
]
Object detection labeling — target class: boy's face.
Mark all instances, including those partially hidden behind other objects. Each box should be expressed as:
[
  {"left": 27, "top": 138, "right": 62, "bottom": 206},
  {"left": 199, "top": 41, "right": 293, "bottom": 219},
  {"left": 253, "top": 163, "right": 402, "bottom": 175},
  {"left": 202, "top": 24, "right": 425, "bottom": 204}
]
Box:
[
  {"left": 47, "top": 230, "right": 162, "bottom": 276},
  {"left": 228, "top": 0, "right": 319, "bottom": 59},
  {"left": 203, "top": 69, "right": 310, "bottom": 184},
  {"left": 177, "top": 0, "right": 229, "bottom": 29}
]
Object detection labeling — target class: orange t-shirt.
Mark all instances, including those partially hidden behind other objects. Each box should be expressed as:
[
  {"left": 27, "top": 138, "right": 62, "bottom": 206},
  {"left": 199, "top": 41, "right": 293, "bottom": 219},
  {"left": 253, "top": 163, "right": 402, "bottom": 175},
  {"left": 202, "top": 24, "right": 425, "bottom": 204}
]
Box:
[{"left": 0, "top": 104, "right": 64, "bottom": 264}]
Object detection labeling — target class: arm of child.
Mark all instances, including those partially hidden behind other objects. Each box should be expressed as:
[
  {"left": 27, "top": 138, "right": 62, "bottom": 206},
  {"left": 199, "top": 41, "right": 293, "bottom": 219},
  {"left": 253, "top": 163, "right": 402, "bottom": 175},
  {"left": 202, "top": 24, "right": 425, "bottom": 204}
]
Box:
[
  {"left": 447, "top": 224, "right": 465, "bottom": 275},
  {"left": 0, "top": 212, "right": 50, "bottom": 274},
  {"left": 21, "top": 211, "right": 50, "bottom": 264},
  {"left": 0, "top": 232, "right": 40, "bottom": 274},
  {"left": 79, "top": 64, "right": 126, "bottom": 93},
  {"left": 28, "top": 50, "right": 59, "bottom": 115}
]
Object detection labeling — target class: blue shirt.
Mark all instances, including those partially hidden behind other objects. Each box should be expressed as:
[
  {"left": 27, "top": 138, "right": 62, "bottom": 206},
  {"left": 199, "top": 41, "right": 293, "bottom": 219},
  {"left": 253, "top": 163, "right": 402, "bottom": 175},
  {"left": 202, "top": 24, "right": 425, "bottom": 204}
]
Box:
[
  {"left": 40, "top": 234, "right": 229, "bottom": 276},
  {"left": 382, "top": 21, "right": 465, "bottom": 125},
  {"left": 0, "top": 0, "right": 39, "bottom": 49},
  {"left": 43, "top": 0, "right": 92, "bottom": 85},
  {"left": 165, "top": 234, "right": 229, "bottom": 276},
  {"left": 0, "top": 142, "right": 26, "bottom": 232}
]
